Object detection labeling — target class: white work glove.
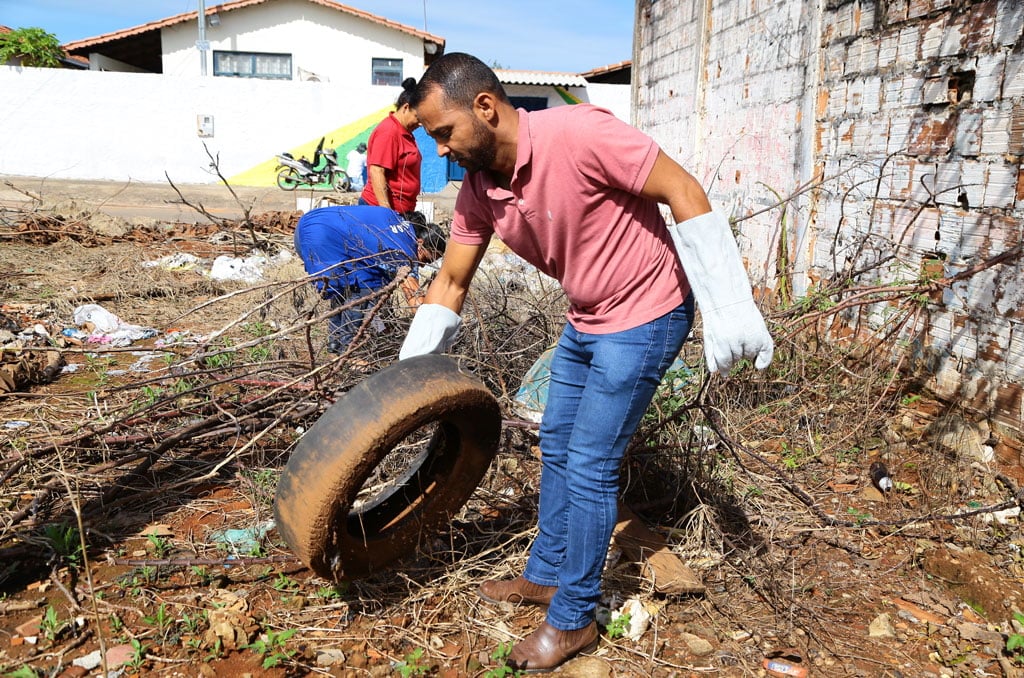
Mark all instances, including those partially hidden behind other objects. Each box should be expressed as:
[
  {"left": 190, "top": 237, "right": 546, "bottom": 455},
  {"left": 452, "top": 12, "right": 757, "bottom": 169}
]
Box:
[
  {"left": 668, "top": 210, "right": 774, "bottom": 376},
  {"left": 399, "top": 303, "right": 462, "bottom": 360}
]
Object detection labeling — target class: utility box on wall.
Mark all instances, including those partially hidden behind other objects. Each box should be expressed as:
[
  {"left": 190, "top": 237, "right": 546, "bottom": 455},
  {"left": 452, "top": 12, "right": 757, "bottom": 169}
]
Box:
[{"left": 197, "top": 114, "right": 214, "bottom": 138}]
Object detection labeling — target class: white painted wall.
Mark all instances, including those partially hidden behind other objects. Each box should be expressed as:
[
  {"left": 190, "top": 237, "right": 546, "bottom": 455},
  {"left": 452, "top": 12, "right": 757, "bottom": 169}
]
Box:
[
  {"left": 0, "top": 65, "right": 402, "bottom": 184},
  {"left": 0, "top": 65, "right": 630, "bottom": 186},
  {"left": 160, "top": 0, "right": 427, "bottom": 84},
  {"left": 585, "top": 82, "right": 631, "bottom": 122},
  {"left": 503, "top": 83, "right": 631, "bottom": 121}
]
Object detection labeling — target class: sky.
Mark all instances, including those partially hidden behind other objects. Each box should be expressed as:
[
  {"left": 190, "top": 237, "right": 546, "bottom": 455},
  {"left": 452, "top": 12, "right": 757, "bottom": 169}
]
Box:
[{"left": 0, "top": 0, "right": 634, "bottom": 73}]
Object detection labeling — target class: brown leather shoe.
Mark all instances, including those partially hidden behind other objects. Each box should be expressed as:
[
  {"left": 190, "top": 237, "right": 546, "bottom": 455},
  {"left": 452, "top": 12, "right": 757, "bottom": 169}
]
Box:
[
  {"left": 508, "top": 620, "right": 599, "bottom": 672},
  {"left": 478, "top": 576, "right": 557, "bottom": 606}
]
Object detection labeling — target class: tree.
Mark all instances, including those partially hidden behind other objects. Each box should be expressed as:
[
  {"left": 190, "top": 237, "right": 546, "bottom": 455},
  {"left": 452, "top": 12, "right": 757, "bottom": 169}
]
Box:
[{"left": 0, "top": 27, "right": 65, "bottom": 67}]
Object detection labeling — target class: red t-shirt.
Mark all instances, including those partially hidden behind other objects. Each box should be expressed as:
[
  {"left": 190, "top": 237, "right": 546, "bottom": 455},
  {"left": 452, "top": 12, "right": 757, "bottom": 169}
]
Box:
[
  {"left": 360, "top": 112, "right": 422, "bottom": 213},
  {"left": 451, "top": 105, "right": 689, "bottom": 334}
]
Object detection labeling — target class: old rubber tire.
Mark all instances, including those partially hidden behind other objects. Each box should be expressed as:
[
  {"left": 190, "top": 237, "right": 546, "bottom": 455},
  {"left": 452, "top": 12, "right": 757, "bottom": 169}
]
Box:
[{"left": 273, "top": 354, "right": 501, "bottom": 580}]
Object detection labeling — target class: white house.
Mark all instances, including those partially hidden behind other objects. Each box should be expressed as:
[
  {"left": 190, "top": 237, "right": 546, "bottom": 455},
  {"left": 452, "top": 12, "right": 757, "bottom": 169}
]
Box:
[
  {"left": 63, "top": 0, "right": 444, "bottom": 86},
  {"left": 0, "top": 0, "right": 630, "bottom": 190}
]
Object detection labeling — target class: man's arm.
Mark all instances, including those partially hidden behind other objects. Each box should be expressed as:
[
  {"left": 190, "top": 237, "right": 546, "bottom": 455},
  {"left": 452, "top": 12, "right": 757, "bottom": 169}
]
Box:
[
  {"left": 368, "top": 165, "right": 390, "bottom": 208},
  {"left": 639, "top": 150, "right": 712, "bottom": 220},
  {"left": 640, "top": 149, "right": 774, "bottom": 376},
  {"left": 398, "top": 239, "right": 489, "bottom": 360},
  {"left": 422, "top": 240, "right": 488, "bottom": 313}
]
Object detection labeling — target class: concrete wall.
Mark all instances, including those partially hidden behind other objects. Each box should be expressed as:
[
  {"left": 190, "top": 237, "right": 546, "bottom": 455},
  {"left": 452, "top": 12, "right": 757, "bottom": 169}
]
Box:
[
  {"left": 0, "top": 63, "right": 631, "bottom": 190},
  {"left": 160, "top": 0, "right": 428, "bottom": 83},
  {"left": 634, "top": 0, "right": 1024, "bottom": 432},
  {"left": 0, "top": 65, "right": 399, "bottom": 185}
]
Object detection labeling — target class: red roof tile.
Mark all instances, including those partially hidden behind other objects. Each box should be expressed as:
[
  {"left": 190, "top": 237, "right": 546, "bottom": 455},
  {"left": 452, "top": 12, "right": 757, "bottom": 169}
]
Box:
[
  {"left": 579, "top": 60, "right": 631, "bottom": 79},
  {"left": 63, "top": 0, "right": 444, "bottom": 50}
]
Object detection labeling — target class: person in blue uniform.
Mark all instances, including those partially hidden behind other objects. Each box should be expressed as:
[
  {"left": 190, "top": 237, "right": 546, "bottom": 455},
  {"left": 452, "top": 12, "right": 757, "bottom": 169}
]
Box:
[{"left": 294, "top": 205, "right": 446, "bottom": 353}]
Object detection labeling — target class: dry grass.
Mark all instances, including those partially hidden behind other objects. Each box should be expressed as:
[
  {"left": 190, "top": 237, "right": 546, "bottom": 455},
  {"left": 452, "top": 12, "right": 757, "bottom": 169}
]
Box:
[{"left": 1, "top": 197, "right": 1022, "bottom": 676}]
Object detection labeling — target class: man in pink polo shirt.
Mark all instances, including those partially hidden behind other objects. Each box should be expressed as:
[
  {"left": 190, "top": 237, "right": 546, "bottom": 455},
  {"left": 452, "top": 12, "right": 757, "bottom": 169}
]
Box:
[{"left": 400, "top": 53, "right": 773, "bottom": 671}]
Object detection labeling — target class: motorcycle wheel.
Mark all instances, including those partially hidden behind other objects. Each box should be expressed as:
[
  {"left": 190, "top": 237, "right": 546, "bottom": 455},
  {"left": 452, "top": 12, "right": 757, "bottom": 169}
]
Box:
[
  {"left": 277, "top": 168, "right": 301, "bottom": 191},
  {"left": 273, "top": 354, "right": 501, "bottom": 581},
  {"left": 333, "top": 171, "right": 351, "bottom": 192}
]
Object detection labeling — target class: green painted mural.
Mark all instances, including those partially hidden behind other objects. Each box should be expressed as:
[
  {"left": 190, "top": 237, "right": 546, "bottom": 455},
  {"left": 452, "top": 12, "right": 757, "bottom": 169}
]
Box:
[{"left": 229, "top": 106, "right": 390, "bottom": 187}]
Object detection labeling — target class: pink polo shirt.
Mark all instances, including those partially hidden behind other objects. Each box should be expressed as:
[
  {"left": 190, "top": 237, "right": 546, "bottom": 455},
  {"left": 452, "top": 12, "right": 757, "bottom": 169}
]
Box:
[{"left": 451, "top": 105, "right": 689, "bottom": 333}]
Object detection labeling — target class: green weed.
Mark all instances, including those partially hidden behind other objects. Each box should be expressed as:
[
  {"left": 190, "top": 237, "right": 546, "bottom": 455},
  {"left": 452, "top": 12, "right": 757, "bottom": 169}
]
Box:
[
  {"left": 395, "top": 647, "right": 431, "bottom": 677},
  {"left": 483, "top": 642, "right": 522, "bottom": 678},
  {"left": 1006, "top": 611, "right": 1024, "bottom": 664},
  {"left": 246, "top": 628, "right": 297, "bottom": 669},
  {"left": 605, "top": 611, "right": 632, "bottom": 639},
  {"left": 143, "top": 603, "right": 175, "bottom": 641},
  {"left": 147, "top": 533, "right": 172, "bottom": 558},
  {"left": 42, "top": 523, "right": 82, "bottom": 568}
]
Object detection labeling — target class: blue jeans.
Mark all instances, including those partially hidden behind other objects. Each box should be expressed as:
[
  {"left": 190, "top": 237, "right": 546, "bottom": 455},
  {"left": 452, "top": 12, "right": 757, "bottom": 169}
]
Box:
[
  {"left": 327, "top": 286, "right": 377, "bottom": 352},
  {"left": 522, "top": 295, "right": 694, "bottom": 630}
]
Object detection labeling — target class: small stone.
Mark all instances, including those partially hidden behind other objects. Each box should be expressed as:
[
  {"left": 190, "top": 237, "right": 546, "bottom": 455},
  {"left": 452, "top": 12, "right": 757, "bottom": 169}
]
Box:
[
  {"left": 869, "top": 613, "right": 896, "bottom": 638},
  {"left": 679, "top": 631, "right": 715, "bottom": 656},
  {"left": 105, "top": 642, "right": 136, "bottom": 668},
  {"left": 72, "top": 649, "right": 103, "bottom": 670},
  {"left": 317, "top": 648, "right": 347, "bottom": 667},
  {"left": 15, "top": 616, "right": 42, "bottom": 637},
  {"left": 560, "top": 656, "right": 611, "bottom": 677}
]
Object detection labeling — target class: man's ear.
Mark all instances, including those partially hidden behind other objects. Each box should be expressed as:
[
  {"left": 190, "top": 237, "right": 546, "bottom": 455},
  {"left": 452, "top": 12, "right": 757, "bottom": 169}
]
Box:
[{"left": 473, "top": 92, "right": 498, "bottom": 123}]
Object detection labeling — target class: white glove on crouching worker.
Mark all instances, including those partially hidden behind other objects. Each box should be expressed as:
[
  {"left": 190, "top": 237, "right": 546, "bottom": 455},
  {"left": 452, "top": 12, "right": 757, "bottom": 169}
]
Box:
[
  {"left": 399, "top": 303, "right": 462, "bottom": 360},
  {"left": 668, "top": 210, "right": 774, "bottom": 376}
]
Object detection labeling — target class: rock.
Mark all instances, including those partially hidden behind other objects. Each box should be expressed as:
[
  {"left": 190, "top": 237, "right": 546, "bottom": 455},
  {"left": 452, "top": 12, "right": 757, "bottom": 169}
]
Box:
[
  {"left": 15, "top": 616, "right": 42, "bottom": 637},
  {"left": 105, "top": 643, "right": 136, "bottom": 668},
  {"left": 317, "top": 648, "right": 347, "bottom": 667},
  {"left": 869, "top": 613, "right": 896, "bottom": 638},
  {"left": 679, "top": 631, "right": 715, "bottom": 656},
  {"left": 558, "top": 656, "right": 611, "bottom": 677},
  {"left": 72, "top": 649, "right": 103, "bottom": 670}
]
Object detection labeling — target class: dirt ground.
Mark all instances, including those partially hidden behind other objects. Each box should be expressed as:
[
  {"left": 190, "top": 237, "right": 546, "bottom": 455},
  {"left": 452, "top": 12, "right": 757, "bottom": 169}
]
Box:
[{"left": 1, "top": 179, "right": 1023, "bottom": 678}]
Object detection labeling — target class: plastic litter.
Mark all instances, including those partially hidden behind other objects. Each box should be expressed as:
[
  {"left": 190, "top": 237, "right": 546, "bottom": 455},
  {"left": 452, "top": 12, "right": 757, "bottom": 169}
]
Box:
[
  {"left": 209, "top": 254, "right": 268, "bottom": 282},
  {"left": 763, "top": 649, "right": 808, "bottom": 677},
  {"left": 73, "top": 304, "right": 158, "bottom": 347},
  {"left": 514, "top": 346, "right": 694, "bottom": 423},
  {"left": 869, "top": 461, "right": 893, "bottom": 492},
  {"left": 142, "top": 252, "right": 202, "bottom": 271},
  {"left": 207, "top": 520, "right": 276, "bottom": 555}
]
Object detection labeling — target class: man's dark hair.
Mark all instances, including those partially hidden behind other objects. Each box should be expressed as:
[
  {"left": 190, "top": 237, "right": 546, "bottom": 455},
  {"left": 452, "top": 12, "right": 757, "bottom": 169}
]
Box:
[
  {"left": 410, "top": 52, "right": 509, "bottom": 110},
  {"left": 415, "top": 222, "right": 447, "bottom": 260},
  {"left": 396, "top": 77, "right": 418, "bottom": 108},
  {"left": 402, "top": 210, "right": 427, "bottom": 228}
]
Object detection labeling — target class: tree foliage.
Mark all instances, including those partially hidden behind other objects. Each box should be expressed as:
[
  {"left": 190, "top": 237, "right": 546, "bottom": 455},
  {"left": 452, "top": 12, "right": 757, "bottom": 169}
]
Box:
[{"left": 0, "top": 27, "right": 65, "bottom": 67}]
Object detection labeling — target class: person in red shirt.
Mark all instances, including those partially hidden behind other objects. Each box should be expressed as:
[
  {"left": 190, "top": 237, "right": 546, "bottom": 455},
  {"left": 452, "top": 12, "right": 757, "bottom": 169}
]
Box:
[
  {"left": 400, "top": 53, "right": 773, "bottom": 672},
  {"left": 360, "top": 77, "right": 422, "bottom": 215}
]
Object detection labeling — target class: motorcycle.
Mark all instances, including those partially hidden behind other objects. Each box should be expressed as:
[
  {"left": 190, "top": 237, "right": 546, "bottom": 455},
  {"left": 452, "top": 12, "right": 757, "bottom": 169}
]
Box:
[{"left": 275, "top": 137, "right": 351, "bottom": 192}]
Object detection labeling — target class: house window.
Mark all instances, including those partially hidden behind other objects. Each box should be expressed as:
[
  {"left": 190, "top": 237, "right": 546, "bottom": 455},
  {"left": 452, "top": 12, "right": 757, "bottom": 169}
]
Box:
[
  {"left": 372, "top": 58, "right": 403, "bottom": 86},
  {"left": 213, "top": 51, "right": 292, "bottom": 79},
  {"left": 510, "top": 96, "right": 548, "bottom": 111}
]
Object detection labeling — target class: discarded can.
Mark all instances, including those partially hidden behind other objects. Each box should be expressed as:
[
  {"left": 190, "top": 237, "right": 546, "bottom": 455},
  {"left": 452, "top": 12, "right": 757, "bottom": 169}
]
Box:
[
  {"left": 762, "top": 650, "right": 808, "bottom": 677},
  {"left": 870, "top": 461, "right": 893, "bottom": 492}
]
